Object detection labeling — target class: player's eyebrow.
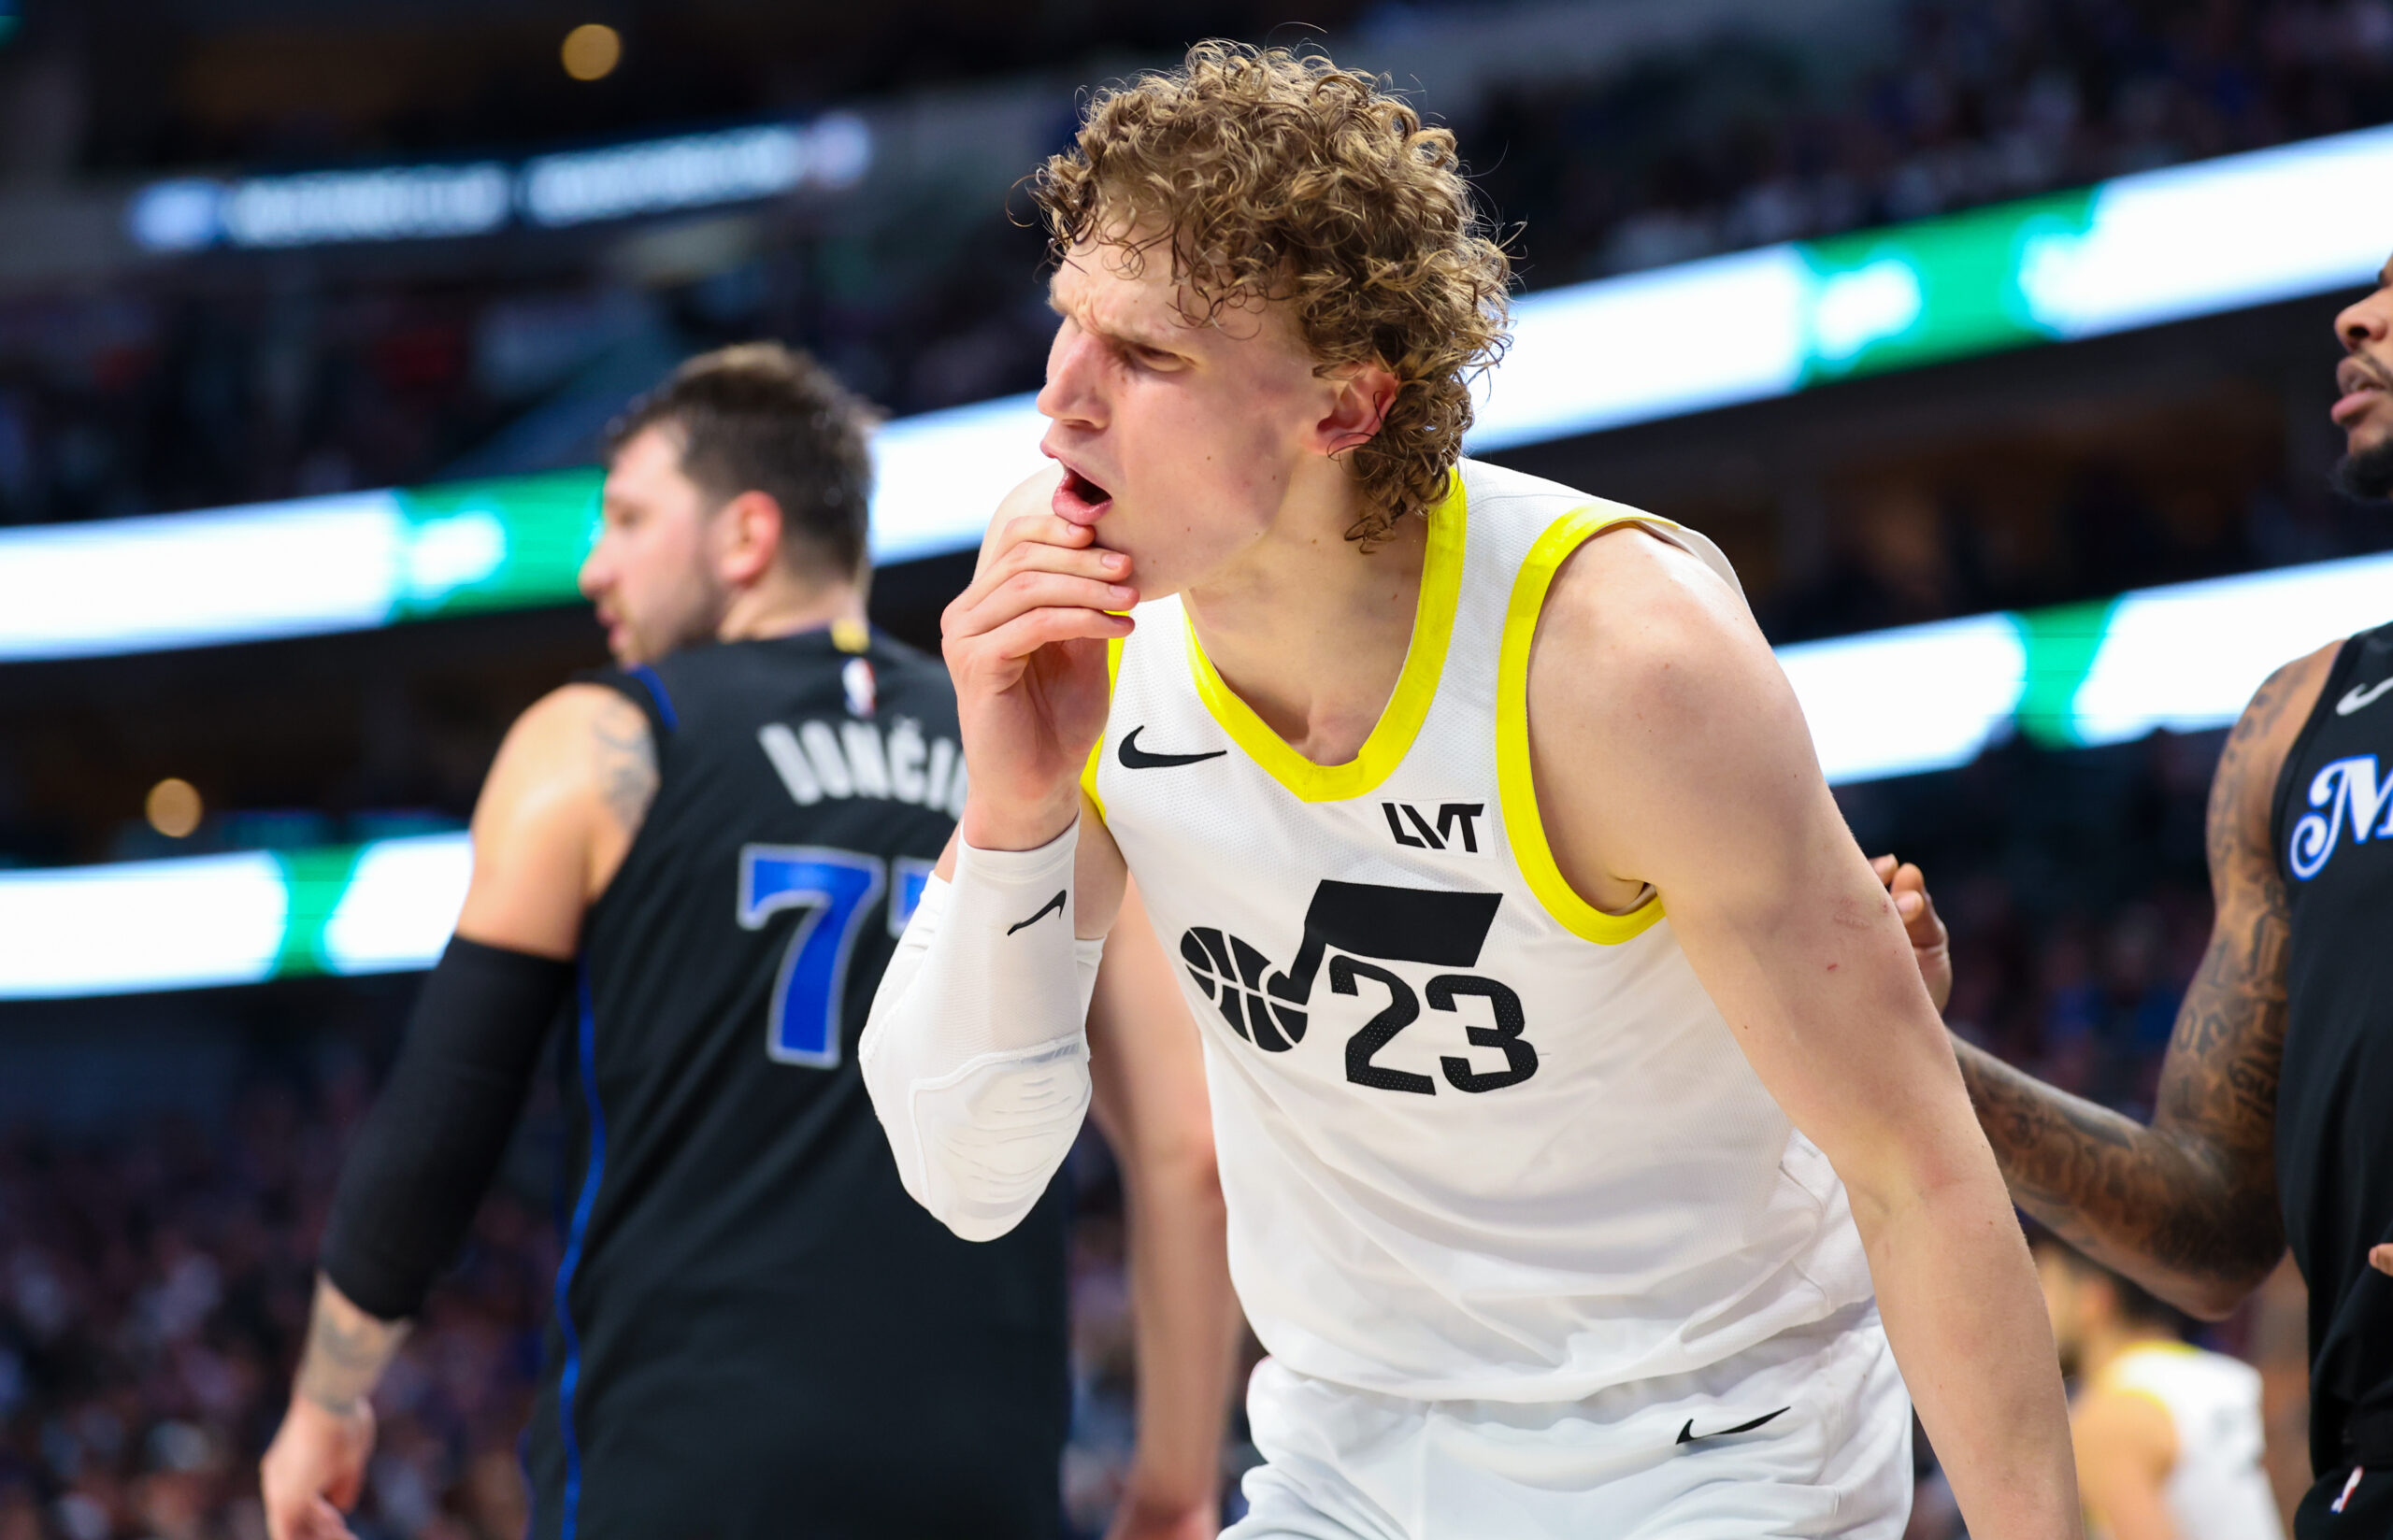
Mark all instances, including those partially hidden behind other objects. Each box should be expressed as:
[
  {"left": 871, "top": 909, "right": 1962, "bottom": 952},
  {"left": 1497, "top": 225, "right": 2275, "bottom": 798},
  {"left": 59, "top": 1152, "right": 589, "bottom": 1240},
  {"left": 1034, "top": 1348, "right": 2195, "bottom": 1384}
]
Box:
[{"left": 1046, "top": 275, "right": 1189, "bottom": 356}]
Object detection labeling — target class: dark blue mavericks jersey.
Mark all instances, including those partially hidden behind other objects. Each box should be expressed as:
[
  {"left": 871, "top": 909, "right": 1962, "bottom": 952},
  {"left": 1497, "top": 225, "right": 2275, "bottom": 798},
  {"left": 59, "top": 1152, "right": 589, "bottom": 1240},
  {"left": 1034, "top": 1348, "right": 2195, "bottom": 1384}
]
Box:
[
  {"left": 523, "top": 627, "right": 1070, "bottom": 1540},
  {"left": 2273, "top": 618, "right": 2393, "bottom": 1483}
]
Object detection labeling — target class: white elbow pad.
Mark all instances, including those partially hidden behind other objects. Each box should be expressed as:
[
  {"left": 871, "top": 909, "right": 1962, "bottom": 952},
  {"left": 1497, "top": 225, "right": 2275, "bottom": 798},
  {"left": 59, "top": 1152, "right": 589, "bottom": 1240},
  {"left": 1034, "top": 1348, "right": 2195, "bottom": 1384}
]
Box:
[
  {"left": 901, "top": 1037, "right": 1092, "bottom": 1242},
  {"left": 860, "top": 824, "right": 1103, "bottom": 1241}
]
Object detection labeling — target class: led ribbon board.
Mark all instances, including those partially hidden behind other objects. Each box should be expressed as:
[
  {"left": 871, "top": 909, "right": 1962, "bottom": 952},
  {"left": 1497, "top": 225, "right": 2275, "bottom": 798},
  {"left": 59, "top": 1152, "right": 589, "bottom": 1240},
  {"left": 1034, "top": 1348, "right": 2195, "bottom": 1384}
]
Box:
[
  {"left": 0, "top": 834, "right": 473, "bottom": 999},
  {"left": 8, "top": 549, "right": 2389, "bottom": 998},
  {"left": 0, "top": 471, "right": 602, "bottom": 661},
  {"left": 128, "top": 119, "right": 874, "bottom": 251},
  {"left": 22, "top": 121, "right": 2393, "bottom": 662}
]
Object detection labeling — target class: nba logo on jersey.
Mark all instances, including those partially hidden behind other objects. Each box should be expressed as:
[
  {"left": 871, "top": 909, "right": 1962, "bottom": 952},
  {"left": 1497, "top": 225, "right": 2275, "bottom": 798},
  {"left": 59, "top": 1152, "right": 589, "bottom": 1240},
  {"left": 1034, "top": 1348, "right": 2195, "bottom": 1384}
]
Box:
[{"left": 843, "top": 658, "right": 877, "bottom": 719}]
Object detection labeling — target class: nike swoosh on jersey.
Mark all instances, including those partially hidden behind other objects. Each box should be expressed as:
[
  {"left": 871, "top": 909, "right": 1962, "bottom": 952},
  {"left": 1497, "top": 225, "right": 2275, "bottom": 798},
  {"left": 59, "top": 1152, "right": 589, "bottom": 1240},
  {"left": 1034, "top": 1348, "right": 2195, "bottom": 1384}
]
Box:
[
  {"left": 2337, "top": 678, "right": 2393, "bottom": 716},
  {"left": 1675, "top": 1406, "right": 1789, "bottom": 1445},
  {"left": 1118, "top": 726, "right": 1228, "bottom": 769}
]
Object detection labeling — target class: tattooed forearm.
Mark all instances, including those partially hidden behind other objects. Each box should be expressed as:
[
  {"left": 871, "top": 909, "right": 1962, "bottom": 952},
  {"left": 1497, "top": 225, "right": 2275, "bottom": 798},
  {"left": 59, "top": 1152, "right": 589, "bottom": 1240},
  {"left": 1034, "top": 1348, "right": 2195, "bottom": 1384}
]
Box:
[
  {"left": 1956, "top": 1030, "right": 2281, "bottom": 1317},
  {"left": 1948, "top": 652, "right": 2316, "bottom": 1319},
  {"left": 294, "top": 1275, "right": 410, "bottom": 1416},
  {"left": 591, "top": 697, "right": 659, "bottom": 837}
]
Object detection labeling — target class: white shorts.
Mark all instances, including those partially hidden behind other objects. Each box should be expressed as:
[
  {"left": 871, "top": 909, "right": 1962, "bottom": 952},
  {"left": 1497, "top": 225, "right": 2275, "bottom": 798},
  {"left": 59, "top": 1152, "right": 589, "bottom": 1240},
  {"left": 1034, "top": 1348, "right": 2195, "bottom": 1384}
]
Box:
[{"left": 1225, "top": 1301, "right": 1913, "bottom": 1540}]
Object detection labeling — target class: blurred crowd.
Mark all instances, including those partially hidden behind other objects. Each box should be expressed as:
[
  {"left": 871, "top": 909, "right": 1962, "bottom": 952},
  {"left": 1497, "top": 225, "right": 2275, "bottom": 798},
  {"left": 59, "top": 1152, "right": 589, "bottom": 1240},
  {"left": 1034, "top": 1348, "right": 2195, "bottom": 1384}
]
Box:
[
  {"left": 0, "top": 1023, "right": 548, "bottom": 1540},
  {"left": 0, "top": 1016, "right": 1168, "bottom": 1540},
  {"left": 2, "top": 0, "right": 2392, "bottom": 528},
  {"left": 1759, "top": 460, "right": 2393, "bottom": 645},
  {"left": 1479, "top": 0, "right": 2393, "bottom": 283}
]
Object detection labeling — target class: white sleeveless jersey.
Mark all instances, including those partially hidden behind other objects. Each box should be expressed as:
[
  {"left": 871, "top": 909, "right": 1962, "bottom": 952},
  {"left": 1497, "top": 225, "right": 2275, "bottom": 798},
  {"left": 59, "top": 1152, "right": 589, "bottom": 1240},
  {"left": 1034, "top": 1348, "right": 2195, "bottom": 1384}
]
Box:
[
  {"left": 2091, "top": 1343, "right": 2284, "bottom": 1540},
  {"left": 1084, "top": 458, "right": 1874, "bottom": 1403}
]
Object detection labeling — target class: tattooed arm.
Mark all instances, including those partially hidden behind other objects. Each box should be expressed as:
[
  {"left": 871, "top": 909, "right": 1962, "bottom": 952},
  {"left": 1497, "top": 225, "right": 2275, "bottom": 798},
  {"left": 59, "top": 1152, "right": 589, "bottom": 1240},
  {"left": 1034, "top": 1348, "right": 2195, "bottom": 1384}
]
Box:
[
  {"left": 293, "top": 1275, "right": 410, "bottom": 1416},
  {"left": 451, "top": 682, "right": 658, "bottom": 956},
  {"left": 1925, "top": 646, "right": 2336, "bottom": 1319},
  {"left": 261, "top": 1278, "right": 409, "bottom": 1540},
  {"left": 260, "top": 687, "right": 655, "bottom": 1540}
]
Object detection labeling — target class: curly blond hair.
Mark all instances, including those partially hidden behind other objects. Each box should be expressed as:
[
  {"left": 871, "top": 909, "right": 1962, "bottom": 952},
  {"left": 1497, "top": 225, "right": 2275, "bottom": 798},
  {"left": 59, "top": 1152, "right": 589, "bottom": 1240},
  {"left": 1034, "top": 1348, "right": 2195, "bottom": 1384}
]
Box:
[{"left": 1030, "top": 41, "right": 1512, "bottom": 546}]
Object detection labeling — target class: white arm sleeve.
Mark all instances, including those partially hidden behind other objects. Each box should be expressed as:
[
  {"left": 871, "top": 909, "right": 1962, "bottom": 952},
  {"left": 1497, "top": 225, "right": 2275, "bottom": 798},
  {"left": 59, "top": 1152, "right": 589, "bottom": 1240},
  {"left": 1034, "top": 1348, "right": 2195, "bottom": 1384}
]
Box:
[{"left": 858, "top": 821, "right": 1104, "bottom": 1242}]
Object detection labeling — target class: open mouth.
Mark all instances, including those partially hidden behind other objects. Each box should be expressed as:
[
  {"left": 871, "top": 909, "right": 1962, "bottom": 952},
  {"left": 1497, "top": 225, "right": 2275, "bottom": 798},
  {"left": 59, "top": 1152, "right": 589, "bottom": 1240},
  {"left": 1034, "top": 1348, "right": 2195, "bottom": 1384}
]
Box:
[
  {"left": 1053, "top": 465, "right": 1114, "bottom": 521},
  {"left": 2336, "top": 357, "right": 2391, "bottom": 425},
  {"left": 2334, "top": 378, "right": 2386, "bottom": 426}
]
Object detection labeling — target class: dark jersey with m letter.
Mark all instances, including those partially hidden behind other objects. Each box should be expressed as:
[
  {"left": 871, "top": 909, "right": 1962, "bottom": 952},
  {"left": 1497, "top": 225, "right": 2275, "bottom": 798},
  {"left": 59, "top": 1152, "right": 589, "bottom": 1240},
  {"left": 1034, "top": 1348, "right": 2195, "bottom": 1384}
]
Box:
[
  {"left": 522, "top": 627, "right": 1070, "bottom": 1540},
  {"left": 2272, "top": 618, "right": 2393, "bottom": 1505}
]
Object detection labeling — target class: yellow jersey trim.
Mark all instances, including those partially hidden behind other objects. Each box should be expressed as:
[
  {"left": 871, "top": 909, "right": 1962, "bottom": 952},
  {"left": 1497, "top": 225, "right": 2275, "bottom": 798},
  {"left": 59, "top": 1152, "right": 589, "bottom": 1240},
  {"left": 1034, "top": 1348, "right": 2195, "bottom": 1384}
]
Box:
[
  {"left": 2094, "top": 1340, "right": 2204, "bottom": 1390},
  {"left": 2087, "top": 1342, "right": 2200, "bottom": 1435},
  {"left": 1181, "top": 471, "right": 1466, "bottom": 805},
  {"left": 1496, "top": 505, "right": 1676, "bottom": 946},
  {"left": 1080, "top": 635, "right": 1125, "bottom": 822}
]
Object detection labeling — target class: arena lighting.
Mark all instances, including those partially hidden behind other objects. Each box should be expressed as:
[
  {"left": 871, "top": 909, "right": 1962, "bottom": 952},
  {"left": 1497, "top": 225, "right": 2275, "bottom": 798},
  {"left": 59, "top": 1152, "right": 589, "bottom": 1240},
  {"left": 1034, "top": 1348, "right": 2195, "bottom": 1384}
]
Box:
[
  {"left": 520, "top": 120, "right": 871, "bottom": 228},
  {"left": 0, "top": 834, "right": 471, "bottom": 1000},
  {"left": 126, "top": 116, "right": 872, "bottom": 252},
  {"left": 1469, "top": 121, "right": 2393, "bottom": 449},
  {"left": 67, "top": 121, "right": 2393, "bottom": 654},
  {"left": 128, "top": 164, "right": 516, "bottom": 250},
  {"left": 222, "top": 164, "right": 514, "bottom": 249},
  {"left": 10, "top": 551, "right": 2393, "bottom": 998},
  {"left": 0, "top": 471, "right": 600, "bottom": 661},
  {"left": 561, "top": 22, "right": 623, "bottom": 83}
]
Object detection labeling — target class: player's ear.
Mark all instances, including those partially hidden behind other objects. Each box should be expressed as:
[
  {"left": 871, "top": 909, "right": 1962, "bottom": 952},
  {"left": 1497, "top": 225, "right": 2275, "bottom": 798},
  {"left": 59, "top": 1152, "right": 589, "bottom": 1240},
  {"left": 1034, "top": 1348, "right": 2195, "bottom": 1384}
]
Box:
[
  {"left": 717, "top": 490, "right": 786, "bottom": 587},
  {"left": 1311, "top": 359, "right": 1399, "bottom": 461}
]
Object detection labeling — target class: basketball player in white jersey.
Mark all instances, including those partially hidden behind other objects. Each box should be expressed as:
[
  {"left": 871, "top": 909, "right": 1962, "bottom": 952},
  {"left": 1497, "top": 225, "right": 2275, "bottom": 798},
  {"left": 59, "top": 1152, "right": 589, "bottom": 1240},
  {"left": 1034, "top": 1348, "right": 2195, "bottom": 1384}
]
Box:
[
  {"left": 861, "top": 42, "right": 2077, "bottom": 1539},
  {"left": 2036, "top": 1236, "right": 2285, "bottom": 1540}
]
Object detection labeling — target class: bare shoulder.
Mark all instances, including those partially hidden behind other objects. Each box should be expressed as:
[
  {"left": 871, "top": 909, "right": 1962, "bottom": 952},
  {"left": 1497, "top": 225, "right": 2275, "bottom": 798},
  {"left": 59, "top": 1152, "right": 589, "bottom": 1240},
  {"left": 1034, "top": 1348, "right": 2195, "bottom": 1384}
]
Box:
[
  {"left": 453, "top": 682, "right": 653, "bottom": 953},
  {"left": 480, "top": 682, "right": 655, "bottom": 837},
  {"left": 1526, "top": 525, "right": 1816, "bottom": 895},
  {"left": 2238, "top": 640, "right": 2340, "bottom": 763},
  {"left": 2211, "top": 639, "right": 2342, "bottom": 860},
  {"left": 1530, "top": 523, "right": 1788, "bottom": 749}
]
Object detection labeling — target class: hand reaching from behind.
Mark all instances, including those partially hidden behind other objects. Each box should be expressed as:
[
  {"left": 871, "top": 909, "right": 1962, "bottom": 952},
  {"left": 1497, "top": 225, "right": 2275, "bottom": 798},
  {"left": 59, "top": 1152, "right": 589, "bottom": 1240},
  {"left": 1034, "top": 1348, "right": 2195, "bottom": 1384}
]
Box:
[{"left": 1871, "top": 854, "right": 1951, "bottom": 1014}]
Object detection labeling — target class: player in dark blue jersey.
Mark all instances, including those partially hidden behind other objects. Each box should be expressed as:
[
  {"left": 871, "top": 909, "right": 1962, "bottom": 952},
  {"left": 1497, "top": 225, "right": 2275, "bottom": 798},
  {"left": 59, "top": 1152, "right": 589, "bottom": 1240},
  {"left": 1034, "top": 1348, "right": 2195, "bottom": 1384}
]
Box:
[
  {"left": 259, "top": 344, "right": 1238, "bottom": 1540},
  {"left": 1878, "top": 255, "right": 2393, "bottom": 1537}
]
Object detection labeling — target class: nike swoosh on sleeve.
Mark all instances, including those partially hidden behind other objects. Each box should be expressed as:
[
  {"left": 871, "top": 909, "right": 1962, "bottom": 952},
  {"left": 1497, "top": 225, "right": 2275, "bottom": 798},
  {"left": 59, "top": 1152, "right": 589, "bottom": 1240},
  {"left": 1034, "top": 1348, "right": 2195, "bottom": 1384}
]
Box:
[{"left": 1006, "top": 891, "right": 1068, "bottom": 935}]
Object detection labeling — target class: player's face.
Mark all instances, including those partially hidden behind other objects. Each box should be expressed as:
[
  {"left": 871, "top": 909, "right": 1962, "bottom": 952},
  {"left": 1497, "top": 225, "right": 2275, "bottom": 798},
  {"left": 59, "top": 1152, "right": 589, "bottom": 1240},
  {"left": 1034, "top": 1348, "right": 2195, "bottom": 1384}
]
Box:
[
  {"left": 2331, "top": 258, "right": 2393, "bottom": 499},
  {"left": 580, "top": 426, "right": 733, "bottom": 664},
  {"left": 1037, "top": 234, "right": 1345, "bottom": 597}
]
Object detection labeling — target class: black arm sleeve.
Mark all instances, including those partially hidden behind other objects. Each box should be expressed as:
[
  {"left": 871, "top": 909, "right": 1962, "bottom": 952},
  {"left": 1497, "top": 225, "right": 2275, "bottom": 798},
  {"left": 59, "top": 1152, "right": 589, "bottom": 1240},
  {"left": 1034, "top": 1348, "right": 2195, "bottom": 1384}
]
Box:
[{"left": 320, "top": 936, "right": 572, "bottom": 1320}]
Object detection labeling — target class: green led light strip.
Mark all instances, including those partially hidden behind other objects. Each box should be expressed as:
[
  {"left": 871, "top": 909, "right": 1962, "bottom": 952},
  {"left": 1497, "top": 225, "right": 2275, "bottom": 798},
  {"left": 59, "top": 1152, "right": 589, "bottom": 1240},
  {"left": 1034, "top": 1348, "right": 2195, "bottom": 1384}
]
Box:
[
  {"left": 7, "top": 123, "right": 2388, "bottom": 665},
  {"left": 8, "top": 545, "right": 2391, "bottom": 998},
  {"left": 392, "top": 468, "right": 607, "bottom": 623}
]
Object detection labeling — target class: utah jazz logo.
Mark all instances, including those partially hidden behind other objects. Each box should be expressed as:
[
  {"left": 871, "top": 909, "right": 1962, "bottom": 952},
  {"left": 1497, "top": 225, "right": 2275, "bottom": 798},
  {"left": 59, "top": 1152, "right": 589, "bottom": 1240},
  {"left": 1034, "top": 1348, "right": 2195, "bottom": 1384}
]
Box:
[
  {"left": 2289, "top": 754, "right": 2393, "bottom": 880},
  {"left": 1179, "top": 882, "right": 1538, "bottom": 1094}
]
